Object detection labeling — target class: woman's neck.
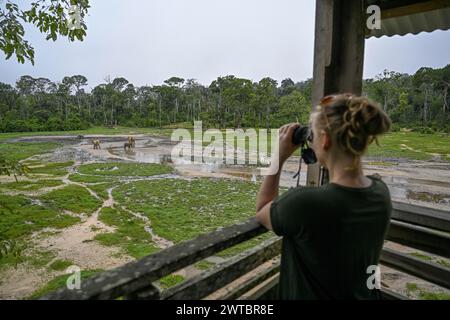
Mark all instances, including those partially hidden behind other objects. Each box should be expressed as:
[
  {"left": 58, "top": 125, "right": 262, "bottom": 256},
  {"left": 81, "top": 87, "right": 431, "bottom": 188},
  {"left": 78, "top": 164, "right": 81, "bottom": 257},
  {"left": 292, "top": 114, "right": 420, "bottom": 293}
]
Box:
[{"left": 327, "top": 157, "right": 371, "bottom": 188}]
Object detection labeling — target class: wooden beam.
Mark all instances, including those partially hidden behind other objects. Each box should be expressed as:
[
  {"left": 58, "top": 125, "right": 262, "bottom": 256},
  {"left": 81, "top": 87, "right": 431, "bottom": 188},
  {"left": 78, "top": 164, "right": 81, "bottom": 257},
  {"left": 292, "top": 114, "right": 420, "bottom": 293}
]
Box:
[
  {"left": 380, "top": 287, "right": 409, "bottom": 300},
  {"left": 161, "top": 237, "right": 281, "bottom": 300},
  {"left": 242, "top": 274, "right": 280, "bottom": 300},
  {"left": 380, "top": 248, "right": 450, "bottom": 289},
  {"left": 219, "top": 260, "right": 280, "bottom": 300},
  {"left": 386, "top": 220, "right": 450, "bottom": 258},
  {"left": 380, "top": 0, "right": 450, "bottom": 19},
  {"left": 391, "top": 201, "right": 450, "bottom": 232},
  {"left": 307, "top": 0, "right": 366, "bottom": 187},
  {"left": 41, "top": 218, "right": 266, "bottom": 300}
]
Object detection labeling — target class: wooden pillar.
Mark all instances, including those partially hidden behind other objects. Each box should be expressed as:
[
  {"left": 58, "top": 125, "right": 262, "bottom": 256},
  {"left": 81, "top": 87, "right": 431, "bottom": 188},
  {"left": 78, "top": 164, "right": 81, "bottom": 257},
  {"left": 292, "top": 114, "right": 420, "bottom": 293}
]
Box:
[{"left": 306, "top": 0, "right": 366, "bottom": 187}]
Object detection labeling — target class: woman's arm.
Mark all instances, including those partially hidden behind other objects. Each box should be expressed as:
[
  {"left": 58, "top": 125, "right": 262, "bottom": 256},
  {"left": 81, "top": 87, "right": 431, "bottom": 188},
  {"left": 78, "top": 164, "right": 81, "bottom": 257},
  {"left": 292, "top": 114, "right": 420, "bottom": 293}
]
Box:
[
  {"left": 255, "top": 123, "right": 300, "bottom": 230},
  {"left": 255, "top": 170, "right": 282, "bottom": 230}
]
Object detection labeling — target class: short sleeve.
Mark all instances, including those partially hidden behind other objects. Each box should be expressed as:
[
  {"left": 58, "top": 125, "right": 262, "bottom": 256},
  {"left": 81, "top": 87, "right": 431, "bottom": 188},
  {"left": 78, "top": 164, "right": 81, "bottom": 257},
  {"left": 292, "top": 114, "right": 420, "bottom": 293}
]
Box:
[{"left": 270, "top": 187, "right": 309, "bottom": 237}]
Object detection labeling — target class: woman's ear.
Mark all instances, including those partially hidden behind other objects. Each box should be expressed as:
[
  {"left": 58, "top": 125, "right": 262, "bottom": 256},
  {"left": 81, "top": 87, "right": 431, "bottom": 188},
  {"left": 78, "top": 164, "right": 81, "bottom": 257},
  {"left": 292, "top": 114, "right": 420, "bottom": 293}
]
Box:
[{"left": 322, "top": 131, "right": 331, "bottom": 150}]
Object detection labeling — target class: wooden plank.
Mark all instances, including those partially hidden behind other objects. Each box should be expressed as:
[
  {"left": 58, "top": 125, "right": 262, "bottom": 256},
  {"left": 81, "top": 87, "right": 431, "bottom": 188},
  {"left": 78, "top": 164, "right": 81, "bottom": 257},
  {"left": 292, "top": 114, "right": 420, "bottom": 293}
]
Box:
[
  {"left": 242, "top": 273, "right": 407, "bottom": 300},
  {"left": 41, "top": 218, "right": 266, "bottom": 300},
  {"left": 380, "top": 287, "right": 409, "bottom": 300},
  {"left": 219, "top": 260, "right": 280, "bottom": 300},
  {"left": 242, "top": 274, "right": 280, "bottom": 300},
  {"left": 161, "top": 237, "right": 281, "bottom": 300},
  {"left": 391, "top": 201, "right": 450, "bottom": 232},
  {"left": 380, "top": 248, "right": 450, "bottom": 289},
  {"left": 386, "top": 220, "right": 450, "bottom": 258},
  {"left": 123, "top": 284, "right": 160, "bottom": 300}
]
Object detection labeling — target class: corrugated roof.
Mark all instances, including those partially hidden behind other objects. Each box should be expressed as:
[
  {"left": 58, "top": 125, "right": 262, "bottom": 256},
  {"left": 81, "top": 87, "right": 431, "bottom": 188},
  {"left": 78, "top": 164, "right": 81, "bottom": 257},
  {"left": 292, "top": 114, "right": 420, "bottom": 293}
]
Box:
[{"left": 365, "top": 0, "right": 450, "bottom": 38}]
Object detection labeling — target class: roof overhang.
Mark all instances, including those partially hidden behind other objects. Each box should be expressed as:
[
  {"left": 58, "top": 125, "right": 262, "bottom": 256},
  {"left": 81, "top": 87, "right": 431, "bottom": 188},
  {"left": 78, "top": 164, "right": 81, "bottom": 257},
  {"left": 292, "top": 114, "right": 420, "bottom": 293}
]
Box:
[{"left": 365, "top": 0, "right": 450, "bottom": 38}]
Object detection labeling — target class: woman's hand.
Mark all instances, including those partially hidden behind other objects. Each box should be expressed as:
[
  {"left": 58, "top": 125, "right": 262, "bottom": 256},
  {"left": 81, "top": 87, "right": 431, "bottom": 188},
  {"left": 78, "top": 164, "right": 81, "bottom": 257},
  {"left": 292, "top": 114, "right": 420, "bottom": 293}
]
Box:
[{"left": 275, "top": 123, "right": 301, "bottom": 164}]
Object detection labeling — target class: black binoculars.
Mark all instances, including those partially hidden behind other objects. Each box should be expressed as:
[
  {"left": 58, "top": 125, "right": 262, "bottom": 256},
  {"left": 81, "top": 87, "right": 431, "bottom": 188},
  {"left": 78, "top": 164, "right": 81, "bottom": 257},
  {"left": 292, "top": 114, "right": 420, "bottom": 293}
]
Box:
[{"left": 291, "top": 125, "right": 317, "bottom": 164}]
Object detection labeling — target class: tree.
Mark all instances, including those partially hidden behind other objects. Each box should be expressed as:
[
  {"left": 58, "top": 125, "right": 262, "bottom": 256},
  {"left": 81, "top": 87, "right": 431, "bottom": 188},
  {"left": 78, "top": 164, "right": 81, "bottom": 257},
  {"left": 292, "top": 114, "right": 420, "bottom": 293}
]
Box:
[
  {"left": 0, "top": 0, "right": 90, "bottom": 64},
  {"left": 253, "top": 77, "right": 278, "bottom": 129},
  {"left": 275, "top": 91, "right": 309, "bottom": 127},
  {"left": 279, "top": 78, "right": 295, "bottom": 96},
  {"left": 413, "top": 67, "right": 434, "bottom": 124}
]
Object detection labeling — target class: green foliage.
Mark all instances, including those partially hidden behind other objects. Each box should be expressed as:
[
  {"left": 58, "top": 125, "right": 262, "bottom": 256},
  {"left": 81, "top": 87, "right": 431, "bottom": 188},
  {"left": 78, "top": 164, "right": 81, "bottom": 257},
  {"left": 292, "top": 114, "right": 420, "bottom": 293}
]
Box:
[
  {"left": 0, "top": 239, "right": 23, "bottom": 266},
  {"left": 194, "top": 260, "right": 215, "bottom": 270},
  {"left": 273, "top": 90, "right": 310, "bottom": 127},
  {"left": 48, "top": 259, "right": 73, "bottom": 271},
  {"left": 1, "top": 65, "right": 449, "bottom": 134},
  {"left": 159, "top": 274, "right": 185, "bottom": 289},
  {"left": 406, "top": 282, "right": 450, "bottom": 300},
  {"left": 0, "top": 153, "right": 28, "bottom": 180},
  {"left": 0, "top": 194, "right": 80, "bottom": 240},
  {"left": 0, "top": 0, "right": 90, "bottom": 65}
]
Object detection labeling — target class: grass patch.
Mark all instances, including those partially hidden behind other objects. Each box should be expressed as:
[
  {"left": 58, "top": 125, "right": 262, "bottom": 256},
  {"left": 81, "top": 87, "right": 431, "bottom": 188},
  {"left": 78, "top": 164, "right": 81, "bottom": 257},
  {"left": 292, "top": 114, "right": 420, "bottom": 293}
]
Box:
[
  {"left": 437, "top": 259, "right": 450, "bottom": 268},
  {"left": 0, "top": 126, "right": 174, "bottom": 142},
  {"left": 407, "top": 191, "right": 448, "bottom": 204},
  {"left": 68, "top": 173, "right": 117, "bottom": 183},
  {"left": 39, "top": 185, "right": 102, "bottom": 215},
  {"left": 114, "top": 178, "right": 273, "bottom": 246},
  {"left": 366, "top": 161, "right": 397, "bottom": 166},
  {"left": 77, "top": 162, "right": 173, "bottom": 177},
  {"left": 367, "top": 131, "right": 450, "bottom": 162},
  {"left": 27, "top": 161, "right": 74, "bottom": 176},
  {"left": 158, "top": 274, "right": 185, "bottom": 290},
  {"left": 0, "top": 142, "right": 62, "bottom": 162},
  {"left": 194, "top": 260, "right": 215, "bottom": 271},
  {"left": 27, "top": 269, "right": 103, "bottom": 299},
  {"left": 26, "top": 250, "right": 57, "bottom": 269},
  {"left": 0, "top": 179, "right": 63, "bottom": 192},
  {"left": 49, "top": 259, "right": 74, "bottom": 271},
  {"left": 409, "top": 252, "right": 433, "bottom": 261},
  {"left": 406, "top": 282, "right": 450, "bottom": 300},
  {"left": 85, "top": 183, "right": 117, "bottom": 200},
  {"left": 0, "top": 194, "right": 80, "bottom": 240},
  {"left": 95, "top": 207, "right": 159, "bottom": 259}
]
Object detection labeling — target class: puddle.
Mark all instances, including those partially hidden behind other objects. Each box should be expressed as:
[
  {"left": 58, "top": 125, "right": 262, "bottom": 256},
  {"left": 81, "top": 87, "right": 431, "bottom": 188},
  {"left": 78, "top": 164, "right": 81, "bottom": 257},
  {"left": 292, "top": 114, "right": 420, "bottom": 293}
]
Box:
[{"left": 108, "top": 142, "right": 450, "bottom": 208}]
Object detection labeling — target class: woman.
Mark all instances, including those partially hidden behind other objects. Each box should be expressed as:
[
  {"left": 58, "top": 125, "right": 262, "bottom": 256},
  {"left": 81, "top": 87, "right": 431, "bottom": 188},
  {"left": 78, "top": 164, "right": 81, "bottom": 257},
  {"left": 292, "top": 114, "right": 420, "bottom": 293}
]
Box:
[{"left": 255, "top": 94, "right": 392, "bottom": 299}]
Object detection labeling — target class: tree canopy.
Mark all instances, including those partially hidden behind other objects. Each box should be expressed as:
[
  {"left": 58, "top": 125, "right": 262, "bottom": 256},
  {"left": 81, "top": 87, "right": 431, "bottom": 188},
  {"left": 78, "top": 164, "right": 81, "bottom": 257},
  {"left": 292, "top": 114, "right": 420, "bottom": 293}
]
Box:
[{"left": 1, "top": 65, "right": 449, "bottom": 133}]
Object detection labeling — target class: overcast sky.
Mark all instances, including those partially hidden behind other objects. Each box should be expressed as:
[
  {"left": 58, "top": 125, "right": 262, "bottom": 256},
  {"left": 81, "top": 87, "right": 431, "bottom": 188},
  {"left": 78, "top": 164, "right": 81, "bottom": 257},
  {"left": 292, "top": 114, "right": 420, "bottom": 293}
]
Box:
[{"left": 1, "top": 0, "right": 449, "bottom": 89}]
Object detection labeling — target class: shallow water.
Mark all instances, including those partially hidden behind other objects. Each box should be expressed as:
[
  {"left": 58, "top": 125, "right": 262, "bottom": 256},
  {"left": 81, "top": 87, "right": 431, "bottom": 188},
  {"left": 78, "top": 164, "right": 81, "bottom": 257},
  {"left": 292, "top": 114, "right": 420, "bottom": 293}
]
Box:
[{"left": 108, "top": 143, "right": 450, "bottom": 209}]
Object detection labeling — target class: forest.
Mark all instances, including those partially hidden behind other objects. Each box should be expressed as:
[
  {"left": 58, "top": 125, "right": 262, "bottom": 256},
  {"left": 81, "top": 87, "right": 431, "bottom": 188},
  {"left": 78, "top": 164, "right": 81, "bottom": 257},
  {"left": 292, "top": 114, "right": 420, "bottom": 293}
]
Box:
[{"left": 0, "top": 64, "right": 449, "bottom": 133}]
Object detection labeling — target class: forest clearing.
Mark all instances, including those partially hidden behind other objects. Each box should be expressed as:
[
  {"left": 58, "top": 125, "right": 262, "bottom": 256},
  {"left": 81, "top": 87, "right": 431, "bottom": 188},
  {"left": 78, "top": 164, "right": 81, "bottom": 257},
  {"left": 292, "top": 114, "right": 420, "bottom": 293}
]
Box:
[{"left": 0, "top": 128, "right": 449, "bottom": 299}]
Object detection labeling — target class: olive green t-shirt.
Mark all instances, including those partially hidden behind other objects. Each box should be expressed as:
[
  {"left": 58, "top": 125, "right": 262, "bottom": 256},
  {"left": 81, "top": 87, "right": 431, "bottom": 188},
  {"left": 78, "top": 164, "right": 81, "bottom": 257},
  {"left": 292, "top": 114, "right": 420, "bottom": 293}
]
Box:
[{"left": 270, "top": 175, "right": 392, "bottom": 299}]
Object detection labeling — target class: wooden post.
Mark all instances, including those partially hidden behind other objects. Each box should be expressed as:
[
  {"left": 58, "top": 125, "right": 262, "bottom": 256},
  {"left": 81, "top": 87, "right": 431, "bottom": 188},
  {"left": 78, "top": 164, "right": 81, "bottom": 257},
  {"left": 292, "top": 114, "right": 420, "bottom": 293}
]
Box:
[{"left": 306, "top": 0, "right": 366, "bottom": 187}]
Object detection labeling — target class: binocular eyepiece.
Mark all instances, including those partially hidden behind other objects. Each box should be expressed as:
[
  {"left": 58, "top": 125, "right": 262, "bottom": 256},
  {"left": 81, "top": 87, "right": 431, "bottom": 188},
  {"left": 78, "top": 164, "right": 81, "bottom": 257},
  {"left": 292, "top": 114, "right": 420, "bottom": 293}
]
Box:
[
  {"left": 292, "top": 126, "right": 313, "bottom": 145},
  {"left": 291, "top": 125, "right": 317, "bottom": 165}
]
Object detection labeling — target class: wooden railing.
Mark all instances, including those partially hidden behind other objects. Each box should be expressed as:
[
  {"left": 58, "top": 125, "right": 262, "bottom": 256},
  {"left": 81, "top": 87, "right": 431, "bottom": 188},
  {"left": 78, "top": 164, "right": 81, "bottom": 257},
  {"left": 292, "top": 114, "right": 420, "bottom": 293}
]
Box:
[{"left": 42, "top": 201, "right": 450, "bottom": 300}]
